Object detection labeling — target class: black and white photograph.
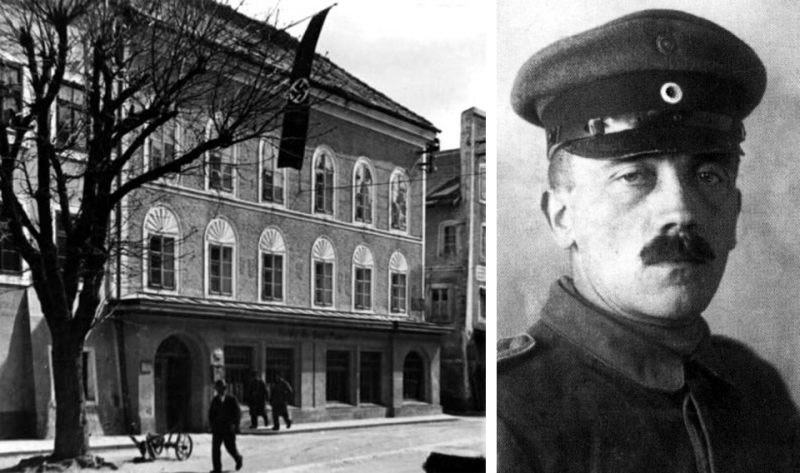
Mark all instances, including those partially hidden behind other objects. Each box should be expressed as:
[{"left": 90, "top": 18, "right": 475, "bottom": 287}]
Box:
[
  {"left": 498, "top": 0, "right": 800, "bottom": 472},
  {"left": 0, "top": 1, "right": 486, "bottom": 472}
]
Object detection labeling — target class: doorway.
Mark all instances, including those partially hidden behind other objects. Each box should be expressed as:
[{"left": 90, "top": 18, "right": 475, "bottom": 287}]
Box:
[{"left": 154, "top": 336, "right": 191, "bottom": 432}]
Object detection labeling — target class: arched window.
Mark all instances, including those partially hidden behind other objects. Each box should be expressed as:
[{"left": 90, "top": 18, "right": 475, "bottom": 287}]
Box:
[
  {"left": 205, "top": 218, "right": 236, "bottom": 297},
  {"left": 353, "top": 159, "right": 374, "bottom": 224},
  {"left": 390, "top": 170, "right": 409, "bottom": 231},
  {"left": 143, "top": 206, "right": 179, "bottom": 291},
  {"left": 402, "top": 351, "right": 425, "bottom": 401},
  {"left": 352, "top": 245, "right": 373, "bottom": 311},
  {"left": 206, "top": 121, "right": 235, "bottom": 194},
  {"left": 312, "top": 148, "right": 335, "bottom": 215},
  {"left": 259, "top": 227, "right": 286, "bottom": 302},
  {"left": 260, "top": 138, "right": 285, "bottom": 204},
  {"left": 389, "top": 251, "right": 408, "bottom": 314},
  {"left": 312, "top": 237, "right": 335, "bottom": 307}
]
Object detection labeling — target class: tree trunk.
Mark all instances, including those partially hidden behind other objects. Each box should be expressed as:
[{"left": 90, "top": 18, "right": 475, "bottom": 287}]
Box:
[{"left": 50, "top": 330, "right": 89, "bottom": 460}]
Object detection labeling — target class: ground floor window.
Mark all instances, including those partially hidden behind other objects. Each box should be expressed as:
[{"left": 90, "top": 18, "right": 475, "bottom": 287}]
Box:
[
  {"left": 326, "top": 350, "right": 351, "bottom": 404},
  {"left": 359, "top": 351, "right": 382, "bottom": 404},
  {"left": 266, "top": 347, "right": 295, "bottom": 405},
  {"left": 224, "top": 345, "right": 253, "bottom": 402},
  {"left": 403, "top": 351, "right": 425, "bottom": 401}
]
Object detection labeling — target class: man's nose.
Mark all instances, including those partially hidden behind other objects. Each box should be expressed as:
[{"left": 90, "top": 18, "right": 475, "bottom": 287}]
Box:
[{"left": 651, "top": 165, "right": 700, "bottom": 233}]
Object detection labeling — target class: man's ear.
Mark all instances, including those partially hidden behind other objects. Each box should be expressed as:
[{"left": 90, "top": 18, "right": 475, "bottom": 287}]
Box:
[
  {"left": 730, "top": 188, "right": 742, "bottom": 250},
  {"left": 540, "top": 189, "right": 574, "bottom": 249}
]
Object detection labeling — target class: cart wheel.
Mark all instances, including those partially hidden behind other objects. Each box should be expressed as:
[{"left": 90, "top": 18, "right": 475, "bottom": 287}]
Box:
[
  {"left": 151, "top": 436, "right": 164, "bottom": 456},
  {"left": 175, "top": 433, "right": 193, "bottom": 460}
]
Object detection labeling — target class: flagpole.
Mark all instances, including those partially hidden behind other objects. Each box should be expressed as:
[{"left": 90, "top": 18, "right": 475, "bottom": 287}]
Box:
[{"left": 283, "top": 3, "right": 338, "bottom": 31}]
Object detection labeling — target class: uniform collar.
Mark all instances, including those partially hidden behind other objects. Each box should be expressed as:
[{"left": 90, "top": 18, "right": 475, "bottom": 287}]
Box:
[{"left": 540, "top": 277, "right": 733, "bottom": 391}]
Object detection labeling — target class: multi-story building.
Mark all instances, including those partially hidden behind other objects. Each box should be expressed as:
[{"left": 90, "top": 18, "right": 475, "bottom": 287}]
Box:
[
  {"left": 0, "top": 7, "right": 446, "bottom": 438},
  {"left": 424, "top": 107, "right": 486, "bottom": 411}
]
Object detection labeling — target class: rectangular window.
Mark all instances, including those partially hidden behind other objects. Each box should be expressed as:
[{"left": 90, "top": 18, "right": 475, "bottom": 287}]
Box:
[
  {"left": 0, "top": 219, "right": 21, "bottom": 274},
  {"left": 56, "top": 84, "right": 86, "bottom": 149},
  {"left": 55, "top": 211, "right": 69, "bottom": 270},
  {"left": 265, "top": 347, "right": 295, "bottom": 404},
  {"left": 82, "top": 350, "right": 97, "bottom": 403},
  {"left": 224, "top": 345, "right": 253, "bottom": 402},
  {"left": 314, "top": 261, "right": 333, "bottom": 306},
  {"left": 150, "top": 121, "right": 176, "bottom": 170},
  {"left": 326, "top": 350, "right": 350, "bottom": 404},
  {"left": 314, "top": 169, "right": 334, "bottom": 214},
  {"left": 261, "top": 162, "right": 284, "bottom": 204},
  {"left": 209, "top": 244, "right": 233, "bottom": 296},
  {"left": 0, "top": 63, "right": 22, "bottom": 123},
  {"left": 442, "top": 225, "right": 457, "bottom": 256},
  {"left": 354, "top": 267, "right": 371, "bottom": 310},
  {"left": 478, "top": 162, "right": 486, "bottom": 202},
  {"left": 261, "top": 253, "right": 283, "bottom": 301},
  {"left": 209, "top": 149, "right": 234, "bottom": 192},
  {"left": 359, "top": 352, "right": 382, "bottom": 404},
  {"left": 481, "top": 223, "right": 486, "bottom": 261},
  {"left": 148, "top": 235, "right": 175, "bottom": 290},
  {"left": 479, "top": 287, "right": 486, "bottom": 321},
  {"left": 430, "top": 288, "right": 450, "bottom": 322},
  {"left": 390, "top": 273, "right": 407, "bottom": 314}
]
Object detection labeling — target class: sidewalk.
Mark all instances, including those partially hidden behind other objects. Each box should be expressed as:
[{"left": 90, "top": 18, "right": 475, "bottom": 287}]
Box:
[{"left": 0, "top": 414, "right": 460, "bottom": 458}]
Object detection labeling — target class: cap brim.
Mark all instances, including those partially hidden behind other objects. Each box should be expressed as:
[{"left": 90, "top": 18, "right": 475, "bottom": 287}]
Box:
[{"left": 561, "top": 126, "right": 743, "bottom": 159}]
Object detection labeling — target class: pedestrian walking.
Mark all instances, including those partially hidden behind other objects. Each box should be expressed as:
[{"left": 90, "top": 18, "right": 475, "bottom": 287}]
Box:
[
  {"left": 209, "top": 379, "right": 243, "bottom": 472},
  {"left": 246, "top": 371, "right": 269, "bottom": 428},
  {"left": 270, "top": 374, "right": 293, "bottom": 431}
]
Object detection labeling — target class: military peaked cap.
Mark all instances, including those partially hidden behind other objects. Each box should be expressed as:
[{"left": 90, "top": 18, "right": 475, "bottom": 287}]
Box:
[{"left": 511, "top": 9, "right": 766, "bottom": 159}]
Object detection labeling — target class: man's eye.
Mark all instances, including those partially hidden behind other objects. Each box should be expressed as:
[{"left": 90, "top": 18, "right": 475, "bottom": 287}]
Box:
[
  {"left": 697, "top": 170, "right": 722, "bottom": 185},
  {"left": 620, "top": 171, "right": 645, "bottom": 183}
]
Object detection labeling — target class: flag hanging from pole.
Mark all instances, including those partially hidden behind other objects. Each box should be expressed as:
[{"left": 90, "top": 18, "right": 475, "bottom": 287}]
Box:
[{"left": 277, "top": 6, "right": 333, "bottom": 170}]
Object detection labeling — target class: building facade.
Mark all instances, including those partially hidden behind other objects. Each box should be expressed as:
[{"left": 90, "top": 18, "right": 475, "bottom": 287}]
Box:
[
  {"left": 424, "top": 108, "right": 486, "bottom": 411},
  {"left": 0, "top": 8, "right": 445, "bottom": 438}
]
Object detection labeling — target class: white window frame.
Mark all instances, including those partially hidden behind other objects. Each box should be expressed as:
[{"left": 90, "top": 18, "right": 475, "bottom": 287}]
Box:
[
  {"left": 351, "top": 245, "right": 374, "bottom": 312},
  {"left": 438, "top": 220, "right": 459, "bottom": 256},
  {"left": 311, "top": 237, "right": 336, "bottom": 308},
  {"left": 142, "top": 206, "right": 180, "bottom": 294},
  {"left": 311, "top": 146, "right": 336, "bottom": 218},
  {"left": 204, "top": 120, "right": 236, "bottom": 195},
  {"left": 257, "top": 227, "right": 286, "bottom": 304},
  {"left": 351, "top": 157, "right": 375, "bottom": 226},
  {"left": 388, "top": 251, "right": 409, "bottom": 315},
  {"left": 258, "top": 138, "right": 286, "bottom": 206},
  {"left": 480, "top": 222, "right": 486, "bottom": 262},
  {"left": 478, "top": 162, "right": 486, "bottom": 203},
  {"left": 144, "top": 119, "right": 181, "bottom": 184},
  {"left": 204, "top": 217, "right": 237, "bottom": 299},
  {"left": 429, "top": 284, "right": 452, "bottom": 323},
  {"left": 389, "top": 168, "right": 410, "bottom": 234}
]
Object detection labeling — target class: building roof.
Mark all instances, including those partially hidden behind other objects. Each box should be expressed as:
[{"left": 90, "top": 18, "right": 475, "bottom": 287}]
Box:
[
  {"left": 216, "top": 3, "right": 439, "bottom": 133},
  {"left": 113, "top": 293, "right": 449, "bottom": 335},
  {"left": 426, "top": 176, "right": 461, "bottom": 206}
]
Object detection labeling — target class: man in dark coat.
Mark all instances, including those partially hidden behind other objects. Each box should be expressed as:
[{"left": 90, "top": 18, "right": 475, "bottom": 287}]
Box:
[
  {"left": 499, "top": 9, "right": 800, "bottom": 473},
  {"left": 209, "top": 379, "right": 243, "bottom": 472},
  {"left": 246, "top": 371, "right": 269, "bottom": 428},
  {"left": 270, "top": 374, "right": 293, "bottom": 431}
]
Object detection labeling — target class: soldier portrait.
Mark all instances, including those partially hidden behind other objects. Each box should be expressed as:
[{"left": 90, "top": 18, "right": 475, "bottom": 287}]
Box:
[{"left": 497, "top": 1, "right": 800, "bottom": 471}]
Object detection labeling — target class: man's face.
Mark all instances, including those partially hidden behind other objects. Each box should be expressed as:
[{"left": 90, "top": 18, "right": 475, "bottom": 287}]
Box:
[{"left": 546, "top": 152, "right": 741, "bottom": 320}]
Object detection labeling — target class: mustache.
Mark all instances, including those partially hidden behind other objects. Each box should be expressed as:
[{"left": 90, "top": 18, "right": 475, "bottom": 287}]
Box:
[{"left": 640, "top": 232, "right": 716, "bottom": 265}]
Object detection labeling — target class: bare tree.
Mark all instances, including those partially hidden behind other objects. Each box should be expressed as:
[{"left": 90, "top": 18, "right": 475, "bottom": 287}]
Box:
[{"left": 0, "top": 0, "right": 314, "bottom": 460}]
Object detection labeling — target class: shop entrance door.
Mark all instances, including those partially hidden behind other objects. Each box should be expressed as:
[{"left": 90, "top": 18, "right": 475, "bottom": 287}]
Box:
[{"left": 154, "top": 336, "right": 191, "bottom": 432}]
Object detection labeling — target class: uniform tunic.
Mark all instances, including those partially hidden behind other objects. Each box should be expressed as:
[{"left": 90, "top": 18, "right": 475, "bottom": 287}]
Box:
[{"left": 498, "top": 278, "right": 800, "bottom": 473}]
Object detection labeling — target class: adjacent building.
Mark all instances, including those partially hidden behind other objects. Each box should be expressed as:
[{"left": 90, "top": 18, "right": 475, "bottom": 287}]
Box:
[
  {"left": 0, "top": 6, "right": 446, "bottom": 438},
  {"left": 425, "top": 108, "right": 486, "bottom": 411}
]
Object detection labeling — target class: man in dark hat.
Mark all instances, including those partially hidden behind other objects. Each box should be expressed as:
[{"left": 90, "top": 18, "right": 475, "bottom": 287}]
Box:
[
  {"left": 498, "top": 9, "right": 800, "bottom": 473},
  {"left": 245, "top": 371, "right": 269, "bottom": 429},
  {"left": 209, "top": 379, "right": 243, "bottom": 472}
]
